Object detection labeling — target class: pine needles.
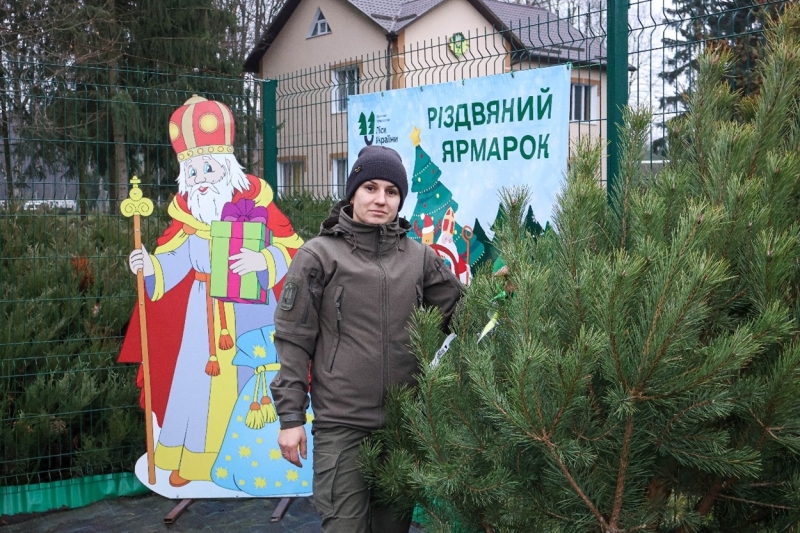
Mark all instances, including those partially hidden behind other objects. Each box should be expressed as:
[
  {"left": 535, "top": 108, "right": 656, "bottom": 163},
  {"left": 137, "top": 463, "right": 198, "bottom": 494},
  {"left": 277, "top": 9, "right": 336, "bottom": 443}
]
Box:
[{"left": 363, "top": 5, "right": 800, "bottom": 532}]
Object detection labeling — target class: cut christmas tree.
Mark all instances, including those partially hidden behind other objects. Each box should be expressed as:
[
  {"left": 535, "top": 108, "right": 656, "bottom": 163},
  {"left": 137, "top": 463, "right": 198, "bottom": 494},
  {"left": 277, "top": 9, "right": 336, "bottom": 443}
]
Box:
[{"left": 362, "top": 6, "right": 800, "bottom": 532}]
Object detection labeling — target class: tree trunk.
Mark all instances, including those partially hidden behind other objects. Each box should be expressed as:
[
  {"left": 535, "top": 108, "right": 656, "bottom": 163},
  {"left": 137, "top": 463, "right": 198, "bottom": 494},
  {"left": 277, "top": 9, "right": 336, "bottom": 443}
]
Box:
[
  {"left": 0, "top": 66, "right": 14, "bottom": 200},
  {"left": 78, "top": 155, "right": 88, "bottom": 219},
  {"left": 108, "top": 59, "right": 128, "bottom": 207},
  {"left": 106, "top": 0, "right": 127, "bottom": 207}
]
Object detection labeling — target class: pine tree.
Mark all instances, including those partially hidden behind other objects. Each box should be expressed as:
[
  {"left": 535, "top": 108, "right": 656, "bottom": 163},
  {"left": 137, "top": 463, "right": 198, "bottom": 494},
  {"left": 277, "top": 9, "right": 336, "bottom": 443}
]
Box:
[
  {"left": 2, "top": 0, "right": 242, "bottom": 207},
  {"left": 362, "top": 7, "right": 800, "bottom": 532},
  {"left": 408, "top": 132, "right": 485, "bottom": 268}
]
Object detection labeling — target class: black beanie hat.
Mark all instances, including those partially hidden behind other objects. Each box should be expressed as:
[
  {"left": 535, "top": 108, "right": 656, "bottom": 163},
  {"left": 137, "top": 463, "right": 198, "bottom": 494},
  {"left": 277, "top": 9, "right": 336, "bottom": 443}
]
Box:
[{"left": 346, "top": 145, "right": 408, "bottom": 210}]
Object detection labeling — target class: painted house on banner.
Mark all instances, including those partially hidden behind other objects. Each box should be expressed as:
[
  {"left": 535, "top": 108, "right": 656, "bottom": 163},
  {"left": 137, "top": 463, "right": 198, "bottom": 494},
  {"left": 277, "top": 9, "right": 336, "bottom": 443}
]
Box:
[{"left": 244, "top": 0, "right": 608, "bottom": 198}]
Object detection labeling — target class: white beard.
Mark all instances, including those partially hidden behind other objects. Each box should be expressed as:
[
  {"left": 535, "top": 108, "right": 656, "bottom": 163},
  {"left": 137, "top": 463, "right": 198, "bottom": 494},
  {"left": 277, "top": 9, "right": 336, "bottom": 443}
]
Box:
[{"left": 188, "top": 180, "right": 236, "bottom": 225}]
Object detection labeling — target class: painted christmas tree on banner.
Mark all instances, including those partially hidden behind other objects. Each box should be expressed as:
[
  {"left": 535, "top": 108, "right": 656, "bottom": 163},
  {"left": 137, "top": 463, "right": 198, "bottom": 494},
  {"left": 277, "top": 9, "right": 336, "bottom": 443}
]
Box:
[{"left": 408, "top": 127, "right": 484, "bottom": 283}]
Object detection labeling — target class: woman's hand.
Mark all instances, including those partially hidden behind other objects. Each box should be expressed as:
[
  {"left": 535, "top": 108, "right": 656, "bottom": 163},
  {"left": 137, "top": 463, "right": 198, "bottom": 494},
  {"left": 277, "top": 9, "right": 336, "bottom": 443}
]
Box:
[{"left": 278, "top": 426, "right": 307, "bottom": 468}]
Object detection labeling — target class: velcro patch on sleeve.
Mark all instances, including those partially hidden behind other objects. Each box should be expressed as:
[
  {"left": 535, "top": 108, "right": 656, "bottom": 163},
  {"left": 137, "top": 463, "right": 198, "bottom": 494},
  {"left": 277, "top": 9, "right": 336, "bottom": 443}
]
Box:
[{"left": 280, "top": 281, "right": 299, "bottom": 311}]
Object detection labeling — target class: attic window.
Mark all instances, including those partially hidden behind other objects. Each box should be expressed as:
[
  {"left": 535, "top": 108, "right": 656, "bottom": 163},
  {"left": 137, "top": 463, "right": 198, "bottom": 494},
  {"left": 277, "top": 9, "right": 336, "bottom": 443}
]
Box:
[{"left": 308, "top": 8, "right": 331, "bottom": 38}]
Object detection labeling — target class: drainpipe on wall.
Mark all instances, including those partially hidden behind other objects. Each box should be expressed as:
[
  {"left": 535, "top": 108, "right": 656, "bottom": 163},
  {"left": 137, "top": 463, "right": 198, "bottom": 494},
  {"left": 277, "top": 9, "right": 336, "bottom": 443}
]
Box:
[{"left": 386, "top": 32, "right": 398, "bottom": 91}]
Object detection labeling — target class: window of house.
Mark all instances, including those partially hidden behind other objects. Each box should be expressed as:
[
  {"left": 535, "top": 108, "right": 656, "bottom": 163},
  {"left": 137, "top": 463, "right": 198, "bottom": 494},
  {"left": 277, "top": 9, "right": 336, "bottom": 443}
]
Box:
[
  {"left": 331, "top": 157, "right": 348, "bottom": 199},
  {"left": 570, "top": 83, "right": 597, "bottom": 122},
  {"left": 277, "top": 160, "right": 304, "bottom": 196},
  {"left": 332, "top": 66, "right": 358, "bottom": 114},
  {"left": 308, "top": 8, "right": 331, "bottom": 38}
]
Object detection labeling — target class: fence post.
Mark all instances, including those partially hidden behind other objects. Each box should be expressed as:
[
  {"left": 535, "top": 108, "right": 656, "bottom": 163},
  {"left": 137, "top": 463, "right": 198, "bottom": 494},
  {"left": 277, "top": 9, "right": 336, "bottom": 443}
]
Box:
[
  {"left": 261, "top": 79, "right": 278, "bottom": 192},
  {"left": 606, "top": 0, "right": 629, "bottom": 198}
]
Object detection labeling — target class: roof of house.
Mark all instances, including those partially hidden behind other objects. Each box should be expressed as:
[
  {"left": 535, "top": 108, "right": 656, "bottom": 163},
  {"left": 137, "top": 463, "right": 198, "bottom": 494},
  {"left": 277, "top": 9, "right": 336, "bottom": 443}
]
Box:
[
  {"left": 243, "top": 0, "right": 607, "bottom": 73},
  {"left": 481, "top": 0, "right": 606, "bottom": 64}
]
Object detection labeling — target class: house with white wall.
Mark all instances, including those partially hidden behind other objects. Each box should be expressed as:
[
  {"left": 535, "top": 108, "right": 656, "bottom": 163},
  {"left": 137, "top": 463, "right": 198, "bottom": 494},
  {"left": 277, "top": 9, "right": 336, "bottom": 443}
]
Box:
[{"left": 243, "top": 0, "right": 608, "bottom": 196}]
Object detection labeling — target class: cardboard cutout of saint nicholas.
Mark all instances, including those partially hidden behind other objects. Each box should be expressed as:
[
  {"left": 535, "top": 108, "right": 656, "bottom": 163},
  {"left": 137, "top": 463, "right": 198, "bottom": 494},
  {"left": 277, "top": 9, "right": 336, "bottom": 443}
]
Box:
[{"left": 119, "top": 95, "right": 314, "bottom": 499}]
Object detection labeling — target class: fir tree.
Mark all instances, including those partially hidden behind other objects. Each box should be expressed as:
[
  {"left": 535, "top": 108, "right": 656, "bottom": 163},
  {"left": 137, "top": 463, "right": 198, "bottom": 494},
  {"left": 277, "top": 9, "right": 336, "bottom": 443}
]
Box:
[
  {"left": 471, "top": 219, "right": 498, "bottom": 270},
  {"left": 362, "top": 6, "right": 800, "bottom": 532},
  {"left": 659, "top": 0, "right": 784, "bottom": 110},
  {"left": 523, "top": 205, "right": 544, "bottom": 237}
]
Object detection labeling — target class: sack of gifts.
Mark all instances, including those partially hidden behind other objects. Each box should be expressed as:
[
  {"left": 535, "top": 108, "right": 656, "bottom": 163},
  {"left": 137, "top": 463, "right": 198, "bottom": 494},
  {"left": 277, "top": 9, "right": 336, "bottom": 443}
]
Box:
[
  {"left": 210, "top": 199, "right": 271, "bottom": 304},
  {"left": 211, "top": 325, "right": 314, "bottom": 497}
]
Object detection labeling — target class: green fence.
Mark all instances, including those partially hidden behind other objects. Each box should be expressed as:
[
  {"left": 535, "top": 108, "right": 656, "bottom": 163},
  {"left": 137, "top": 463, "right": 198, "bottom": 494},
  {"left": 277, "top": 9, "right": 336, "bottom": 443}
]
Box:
[
  {"left": 0, "top": 0, "right": 789, "bottom": 516},
  {"left": 274, "top": 8, "right": 608, "bottom": 198}
]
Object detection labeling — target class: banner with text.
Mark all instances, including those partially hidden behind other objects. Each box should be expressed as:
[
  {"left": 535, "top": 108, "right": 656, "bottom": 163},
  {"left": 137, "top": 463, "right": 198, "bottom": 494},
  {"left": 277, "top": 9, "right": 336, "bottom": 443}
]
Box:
[{"left": 348, "top": 64, "right": 570, "bottom": 279}]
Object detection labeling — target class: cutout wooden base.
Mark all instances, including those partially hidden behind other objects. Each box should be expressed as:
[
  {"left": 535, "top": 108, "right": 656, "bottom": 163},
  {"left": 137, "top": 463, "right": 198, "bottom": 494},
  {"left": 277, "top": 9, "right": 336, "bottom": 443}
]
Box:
[
  {"left": 270, "top": 497, "right": 294, "bottom": 522},
  {"left": 164, "top": 499, "right": 193, "bottom": 524}
]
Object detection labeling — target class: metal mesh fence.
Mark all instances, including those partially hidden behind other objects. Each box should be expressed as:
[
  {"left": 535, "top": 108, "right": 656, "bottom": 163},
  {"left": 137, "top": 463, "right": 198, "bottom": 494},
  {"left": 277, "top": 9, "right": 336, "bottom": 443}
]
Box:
[
  {"left": 0, "top": 0, "right": 790, "bottom": 500},
  {"left": 274, "top": 11, "right": 607, "bottom": 205},
  {"left": 0, "top": 65, "right": 263, "bottom": 489},
  {"left": 628, "top": 0, "right": 787, "bottom": 174}
]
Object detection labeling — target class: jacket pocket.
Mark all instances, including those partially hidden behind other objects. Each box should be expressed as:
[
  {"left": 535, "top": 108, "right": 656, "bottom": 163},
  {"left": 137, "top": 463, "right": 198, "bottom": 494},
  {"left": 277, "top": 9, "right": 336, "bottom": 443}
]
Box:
[{"left": 327, "top": 285, "right": 344, "bottom": 373}]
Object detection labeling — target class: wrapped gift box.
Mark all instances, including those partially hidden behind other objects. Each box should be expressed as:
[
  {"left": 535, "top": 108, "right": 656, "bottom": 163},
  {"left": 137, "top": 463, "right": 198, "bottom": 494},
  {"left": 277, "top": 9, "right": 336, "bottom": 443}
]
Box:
[{"left": 210, "top": 200, "right": 271, "bottom": 303}]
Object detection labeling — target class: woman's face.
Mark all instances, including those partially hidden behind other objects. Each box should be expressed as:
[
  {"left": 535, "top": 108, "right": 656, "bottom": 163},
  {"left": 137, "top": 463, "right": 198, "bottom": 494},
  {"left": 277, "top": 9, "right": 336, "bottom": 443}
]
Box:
[{"left": 350, "top": 179, "right": 401, "bottom": 225}]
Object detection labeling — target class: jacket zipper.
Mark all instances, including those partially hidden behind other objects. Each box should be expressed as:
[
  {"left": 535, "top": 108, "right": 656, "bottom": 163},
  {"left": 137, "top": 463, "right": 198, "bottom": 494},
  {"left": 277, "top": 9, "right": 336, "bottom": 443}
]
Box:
[{"left": 377, "top": 226, "right": 388, "bottom": 425}]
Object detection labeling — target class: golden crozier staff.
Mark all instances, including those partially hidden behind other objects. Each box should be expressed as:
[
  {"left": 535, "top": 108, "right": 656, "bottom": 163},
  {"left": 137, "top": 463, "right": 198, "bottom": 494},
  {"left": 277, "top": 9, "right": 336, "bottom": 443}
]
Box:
[{"left": 120, "top": 176, "right": 156, "bottom": 485}]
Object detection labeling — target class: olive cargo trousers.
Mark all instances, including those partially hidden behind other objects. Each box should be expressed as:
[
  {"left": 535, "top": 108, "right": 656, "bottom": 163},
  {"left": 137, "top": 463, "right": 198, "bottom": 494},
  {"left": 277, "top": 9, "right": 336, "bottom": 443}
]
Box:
[{"left": 312, "top": 425, "right": 412, "bottom": 533}]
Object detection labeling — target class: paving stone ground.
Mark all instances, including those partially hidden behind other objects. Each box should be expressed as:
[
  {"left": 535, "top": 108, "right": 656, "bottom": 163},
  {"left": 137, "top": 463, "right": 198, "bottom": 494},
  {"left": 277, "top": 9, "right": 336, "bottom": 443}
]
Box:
[{"left": 0, "top": 494, "right": 425, "bottom": 532}]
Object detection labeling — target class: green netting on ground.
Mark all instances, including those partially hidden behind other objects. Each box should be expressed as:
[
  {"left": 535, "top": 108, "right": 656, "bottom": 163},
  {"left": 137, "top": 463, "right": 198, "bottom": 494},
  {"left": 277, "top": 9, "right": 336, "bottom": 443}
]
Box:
[
  {"left": 0, "top": 472, "right": 148, "bottom": 516},
  {"left": 412, "top": 501, "right": 482, "bottom": 533}
]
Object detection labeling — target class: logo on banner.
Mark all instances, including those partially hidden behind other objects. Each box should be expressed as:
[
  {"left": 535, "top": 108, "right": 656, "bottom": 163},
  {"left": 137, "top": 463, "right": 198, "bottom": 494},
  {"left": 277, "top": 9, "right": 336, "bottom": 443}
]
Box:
[
  {"left": 357, "top": 111, "right": 398, "bottom": 149},
  {"left": 358, "top": 112, "right": 375, "bottom": 145}
]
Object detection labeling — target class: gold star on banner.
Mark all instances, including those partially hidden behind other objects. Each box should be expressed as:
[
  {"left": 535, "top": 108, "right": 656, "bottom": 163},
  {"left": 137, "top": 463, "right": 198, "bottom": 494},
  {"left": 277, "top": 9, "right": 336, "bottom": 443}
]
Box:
[
  {"left": 239, "top": 479, "right": 246, "bottom": 486},
  {"left": 410, "top": 127, "right": 421, "bottom": 147},
  {"left": 254, "top": 477, "right": 267, "bottom": 489},
  {"left": 251, "top": 461, "right": 259, "bottom": 467},
  {"left": 287, "top": 470, "right": 299, "bottom": 481},
  {"left": 302, "top": 481, "right": 309, "bottom": 487},
  {"left": 225, "top": 455, "right": 232, "bottom": 461},
  {"left": 239, "top": 445, "right": 252, "bottom": 458},
  {"left": 270, "top": 449, "right": 282, "bottom": 460},
  {"left": 275, "top": 481, "right": 282, "bottom": 487},
  {"left": 256, "top": 437, "right": 264, "bottom": 444},
  {"left": 270, "top": 330, "right": 276, "bottom": 342},
  {"left": 253, "top": 345, "right": 266, "bottom": 358},
  {"left": 215, "top": 467, "right": 228, "bottom": 479},
  {"left": 237, "top": 416, "right": 243, "bottom": 422}
]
